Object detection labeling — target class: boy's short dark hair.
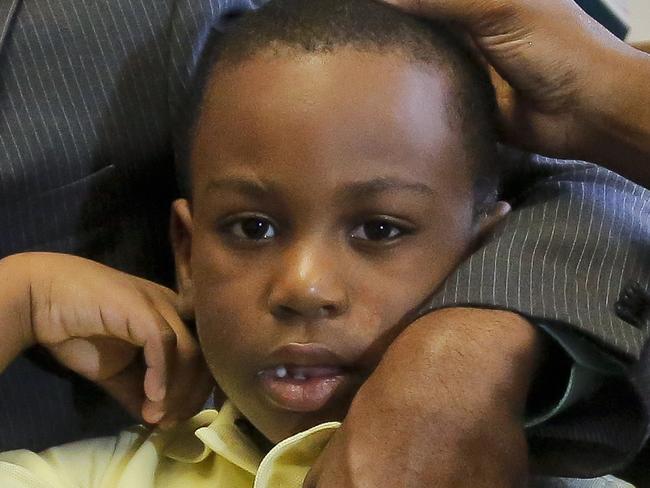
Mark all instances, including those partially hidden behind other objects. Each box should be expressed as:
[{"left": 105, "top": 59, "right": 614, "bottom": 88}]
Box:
[{"left": 176, "top": 0, "right": 501, "bottom": 207}]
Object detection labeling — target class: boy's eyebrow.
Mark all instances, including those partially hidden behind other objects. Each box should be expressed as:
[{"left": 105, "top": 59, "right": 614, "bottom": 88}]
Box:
[
  {"left": 204, "top": 176, "right": 434, "bottom": 198},
  {"left": 339, "top": 177, "right": 434, "bottom": 199},
  {"left": 204, "top": 177, "right": 272, "bottom": 197}
]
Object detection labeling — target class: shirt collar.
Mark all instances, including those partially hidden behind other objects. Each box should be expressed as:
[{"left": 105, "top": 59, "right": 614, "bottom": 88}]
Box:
[
  {"left": 163, "top": 402, "right": 262, "bottom": 474},
  {"left": 162, "top": 401, "right": 340, "bottom": 480}
]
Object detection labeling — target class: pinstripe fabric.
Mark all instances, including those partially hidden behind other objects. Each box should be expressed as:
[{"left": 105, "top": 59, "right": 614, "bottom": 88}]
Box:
[
  {"left": 0, "top": 1, "right": 647, "bottom": 481},
  {"left": 426, "top": 155, "right": 650, "bottom": 359},
  {"left": 0, "top": 0, "right": 176, "bottom": 278},
  {"left": 0, "top": 0, "right": 20, "bottom": 52}
]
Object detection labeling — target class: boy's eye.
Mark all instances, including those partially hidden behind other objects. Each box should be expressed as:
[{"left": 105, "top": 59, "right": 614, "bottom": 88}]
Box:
[
  {"left": 350, "top": 219, "right": 405, "bottom": 242},
  {"left": 226, "top": 216, "right": 277, "bottom": 240}
]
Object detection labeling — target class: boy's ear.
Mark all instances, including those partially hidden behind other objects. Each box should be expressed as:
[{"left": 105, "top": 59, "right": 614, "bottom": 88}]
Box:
[
  {"left": 170, "top": 199, "right": 195, "bottom": 320},
  {"left": 473, "top": 200, "right": 511, "bottom": 245}
]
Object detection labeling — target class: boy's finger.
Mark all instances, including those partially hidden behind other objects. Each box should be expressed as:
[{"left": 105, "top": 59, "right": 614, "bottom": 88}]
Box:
[
  {"left": 157, "top": 367, "right": 215, "bottom": 429},
  {"left": 131, "top": 283, "right": 212, "bottom": 425},
  {"left": 98, "top": 360, "right": 147, "bottom": 420},
  {"left": 116, "top": 299, "right": 178, "bottom": 406},
  {"left": 141, "top": 311, "right": 178, "bottom": 403},
  {"left": 151, "top": 296, "right": 214, "bottom": 422},
  {"left": 142, "top": 398, "right": 167, "bottom": 424}
]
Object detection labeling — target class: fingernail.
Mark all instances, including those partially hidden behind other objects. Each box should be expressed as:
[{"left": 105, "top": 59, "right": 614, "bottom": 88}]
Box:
[
  {"left": 156, "top": 384, "right": 167, "bottom": 402},
  {"left": 147, "top": 382, "right": 166, "bottom": 403},
  {"left": 146, "top": 408, "right": 165, "bottom": 424}
]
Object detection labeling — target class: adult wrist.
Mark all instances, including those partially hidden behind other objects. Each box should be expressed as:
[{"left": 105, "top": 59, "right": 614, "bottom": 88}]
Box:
[
  {"left": 363, "top": 307, "right": 537, "bottom": 485},
  {"left": 575, "top": 45, "right": 650, "bottom": 184},
  {"left": 387, "top": 307, "right": 544, "bottom": 417}
]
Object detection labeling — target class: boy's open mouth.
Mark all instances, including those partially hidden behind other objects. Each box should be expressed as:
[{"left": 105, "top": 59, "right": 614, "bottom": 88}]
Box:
[
  {"left": 256, "top": 343, "right": 354, "bottom": 412},
  {"left": 257, "top": 365, "right": 348, "bottom": 412}
]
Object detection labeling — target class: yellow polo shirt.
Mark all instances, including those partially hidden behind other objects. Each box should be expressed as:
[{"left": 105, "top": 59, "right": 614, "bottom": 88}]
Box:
[
  {"left": 0, "top": 401, "right": 634, "bottom": 488},
  {"left": 0, "top": 402, "right": 339, "bottom": 488}
]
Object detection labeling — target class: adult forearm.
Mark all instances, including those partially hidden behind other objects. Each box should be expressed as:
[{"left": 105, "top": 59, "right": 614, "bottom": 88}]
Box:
[
  {"left": 0, "top": 255, "right": 34, "bottom": 373},
  {"left": 305, "top": 308, "right": 543, "bottom": 487}
]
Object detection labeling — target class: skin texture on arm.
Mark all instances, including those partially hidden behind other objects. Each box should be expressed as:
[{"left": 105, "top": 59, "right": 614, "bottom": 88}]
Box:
[
  {"left": 304, "top": 308, "right": 543, "bottom": 488},
  {"left": 380, "top": 0, "right": 650, "bottom": 188}
]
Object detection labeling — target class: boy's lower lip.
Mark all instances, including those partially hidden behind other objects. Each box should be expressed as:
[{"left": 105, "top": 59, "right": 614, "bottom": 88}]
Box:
[{"left": 257, "top": 368, "right": 347, "bottom": 412}]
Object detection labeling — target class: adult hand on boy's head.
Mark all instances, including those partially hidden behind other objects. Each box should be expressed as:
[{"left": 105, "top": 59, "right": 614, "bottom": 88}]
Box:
[
  {"left": 377, "top": 0, "right": 613, "bottom": 156},
  {"left": 304, "top": 308, "right": 541, "bottom": 488},
  {"left": 379, "top": 0, "right": 650, "bottom": 187},
  {"left": 19, "top": 252, "right": 214, "bottom": 427}
]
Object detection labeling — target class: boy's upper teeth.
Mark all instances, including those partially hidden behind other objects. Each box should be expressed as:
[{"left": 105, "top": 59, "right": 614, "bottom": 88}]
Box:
[
  {"left": 270, "top": 364, "right": 343, "bottom": 380},
  {"left": 274, "top": 365, "right": 311, "bottom": 380}
]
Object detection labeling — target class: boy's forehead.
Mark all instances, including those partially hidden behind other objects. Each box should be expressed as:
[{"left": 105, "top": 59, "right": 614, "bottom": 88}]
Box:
[
  {"left": 191, "top": 49, "right": 472, "bottom": 190},
  {"left": 204, "top": 48, "right": 456, "bottom": 113}
]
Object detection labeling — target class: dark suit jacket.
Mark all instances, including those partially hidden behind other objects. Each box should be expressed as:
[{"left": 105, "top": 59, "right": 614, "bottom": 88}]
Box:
[{"left": 0, "top": 0, "right": 648, "bottom": 477}]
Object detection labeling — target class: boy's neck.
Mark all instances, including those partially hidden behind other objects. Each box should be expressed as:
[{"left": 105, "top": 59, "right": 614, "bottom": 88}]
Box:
[{"left": 234, "top": 417, "right": 275, "bottom": 453}]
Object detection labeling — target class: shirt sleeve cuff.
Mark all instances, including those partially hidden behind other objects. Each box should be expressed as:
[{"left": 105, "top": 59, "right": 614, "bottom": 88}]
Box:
[{"left": 525, "top": 319, "right": 627, "bottom": 429}]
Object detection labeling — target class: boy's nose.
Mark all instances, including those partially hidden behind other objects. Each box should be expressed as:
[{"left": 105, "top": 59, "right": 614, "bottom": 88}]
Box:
[{"left": 268, "top": 243, "right": 349, "bottom": 321}]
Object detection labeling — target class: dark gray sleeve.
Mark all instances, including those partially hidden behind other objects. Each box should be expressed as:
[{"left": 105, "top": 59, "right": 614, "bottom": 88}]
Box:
[
  {"left": 425, "top": 154, "right": 649, "bottom": 359},
  {"left": 418, "top": 153, "right": 650, "bottom": 475}
]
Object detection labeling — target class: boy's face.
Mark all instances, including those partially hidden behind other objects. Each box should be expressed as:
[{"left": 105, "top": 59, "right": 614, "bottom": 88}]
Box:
[{"left": 173, "top": 49, "right": 506, "bottom": 443}]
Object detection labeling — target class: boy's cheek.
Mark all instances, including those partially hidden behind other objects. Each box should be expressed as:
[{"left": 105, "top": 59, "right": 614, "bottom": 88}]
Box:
[
  {"left": 192, "top": 261, "right": 265, "bottom": 339},
  {"left": 195, "top": 299, "right": 263, "bottom": 381},
  {"left": 191, "top": 240, "right": 271, "bottom": 297},
  {"left": 359, "top": 252, "right": 460, "bottom": 311}
]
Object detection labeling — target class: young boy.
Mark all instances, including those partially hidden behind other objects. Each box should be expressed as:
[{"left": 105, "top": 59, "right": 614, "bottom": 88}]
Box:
[
  {"left": 170, "top": 0, "right": 510, "bottom": 447},
  {"left": 0, "top": 0, "right": 632, "bottom": 486}
]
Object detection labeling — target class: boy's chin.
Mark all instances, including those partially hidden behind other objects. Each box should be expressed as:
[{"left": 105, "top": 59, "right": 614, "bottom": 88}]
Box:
[
  {"left": 228, "top": 380, "right": 356, "bottom": 445},
  {"left": 247, "top": 403, "right": 348, "bottom": 445}
]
